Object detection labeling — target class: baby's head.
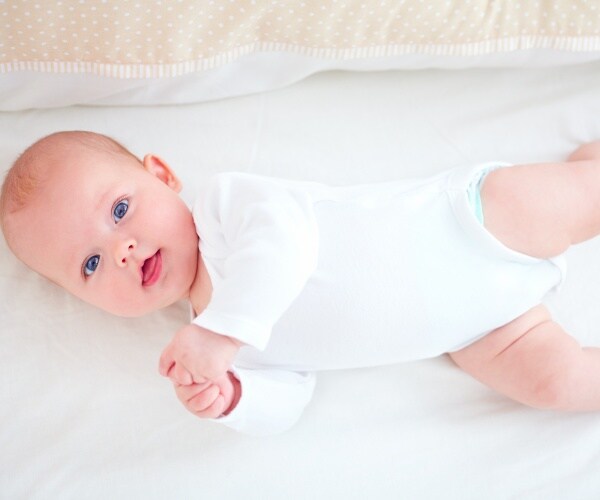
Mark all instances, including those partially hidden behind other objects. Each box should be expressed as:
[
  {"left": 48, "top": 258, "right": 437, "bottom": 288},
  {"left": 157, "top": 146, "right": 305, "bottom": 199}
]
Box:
[{"left": 0, "top": 131, "right": 199, "bottom": 317}]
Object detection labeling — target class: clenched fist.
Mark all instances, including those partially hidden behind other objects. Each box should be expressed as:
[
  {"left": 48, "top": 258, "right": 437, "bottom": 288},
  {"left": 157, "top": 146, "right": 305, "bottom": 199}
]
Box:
[
  {"left": 174, "top": 371, "right": 241, "bottom": 419},
  {"left": 159, "top": 323, "right": 242, "bottom": 385}
]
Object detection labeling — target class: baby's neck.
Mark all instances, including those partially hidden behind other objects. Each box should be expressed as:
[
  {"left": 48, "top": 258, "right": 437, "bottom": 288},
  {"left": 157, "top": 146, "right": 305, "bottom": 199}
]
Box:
[{"left": 188, "top": 253, "right": 213, "bottom": 316}]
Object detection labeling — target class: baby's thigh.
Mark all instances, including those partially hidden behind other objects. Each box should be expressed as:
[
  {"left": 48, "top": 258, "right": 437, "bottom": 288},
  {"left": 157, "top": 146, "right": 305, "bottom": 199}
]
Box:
[
  {"left": 481, "top": 160, "right": 600, "bottom": 258},
  {"left": 448, "top": 304, "right": 582, "bottom": 408}
]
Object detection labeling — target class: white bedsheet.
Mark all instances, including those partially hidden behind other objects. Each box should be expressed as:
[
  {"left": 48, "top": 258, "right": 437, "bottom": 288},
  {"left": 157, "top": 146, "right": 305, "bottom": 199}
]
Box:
[{"left": 2, "top": 63, "right": 600, "bottom": 499}]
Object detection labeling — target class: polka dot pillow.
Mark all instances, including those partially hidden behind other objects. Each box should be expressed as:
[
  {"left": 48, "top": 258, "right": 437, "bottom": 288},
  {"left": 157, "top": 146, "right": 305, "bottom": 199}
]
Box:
[{"left": 1, "top": 0, "right": 599, "bottom": 110}]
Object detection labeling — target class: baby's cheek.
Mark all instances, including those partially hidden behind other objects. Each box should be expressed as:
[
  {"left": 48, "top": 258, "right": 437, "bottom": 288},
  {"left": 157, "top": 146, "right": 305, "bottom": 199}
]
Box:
[
  {"left": 153, "top": 203, "right": 192, "bottom": 246},
  {"left": 91, "top": 280, "right": 149, "bottom": 318}
]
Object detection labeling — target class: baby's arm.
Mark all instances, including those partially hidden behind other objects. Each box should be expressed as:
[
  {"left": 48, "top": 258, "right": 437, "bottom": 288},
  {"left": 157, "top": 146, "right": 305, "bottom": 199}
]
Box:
[
  {"left": 191, "top": 172, "right": 319, "bottom": 351},
  {"left": 170, "top": 366, "right": 316, "bottom": 435},
  {"left": 160, "top": 174, "right": 320, "bottom": 434},
  {"left": 567, "top": 140, "right": 600, "bottom": 162},
  {"left": 158, "top": 325, "right": 316, "bottom": 434}
]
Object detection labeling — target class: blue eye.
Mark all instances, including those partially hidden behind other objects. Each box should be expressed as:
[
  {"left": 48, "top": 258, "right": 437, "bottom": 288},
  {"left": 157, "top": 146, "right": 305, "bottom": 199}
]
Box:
[
  {"left": 113, "top": 199, "right": 129, "bottom": 222},
  {"left": 84, "top": 255, "right": 100, "bottom": 277}
]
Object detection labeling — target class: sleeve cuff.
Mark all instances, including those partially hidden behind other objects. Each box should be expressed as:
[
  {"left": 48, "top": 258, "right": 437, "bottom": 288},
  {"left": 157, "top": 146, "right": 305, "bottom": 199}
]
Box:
[{"left": 209, "top": 366, "right": 316, "bottom": 436}]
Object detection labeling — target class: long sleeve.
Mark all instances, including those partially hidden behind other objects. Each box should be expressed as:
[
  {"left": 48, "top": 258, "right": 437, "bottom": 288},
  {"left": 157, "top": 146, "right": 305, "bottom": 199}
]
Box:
[
  {"left": 210, "top": 366, "right": 316, "bottom": 436},
  {"left": 192, "top": 173, "right": 319, "bottom": 350}
]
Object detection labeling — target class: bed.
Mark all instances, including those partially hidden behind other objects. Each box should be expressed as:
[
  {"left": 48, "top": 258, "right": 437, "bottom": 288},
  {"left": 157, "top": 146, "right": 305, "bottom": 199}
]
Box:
[{"left": 2, "top": 1, "right": 600, "bottom": 498}]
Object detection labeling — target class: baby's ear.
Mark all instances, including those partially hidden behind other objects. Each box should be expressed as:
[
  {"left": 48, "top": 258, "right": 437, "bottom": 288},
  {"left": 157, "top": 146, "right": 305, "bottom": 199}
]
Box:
[{"left": 142, "top": 154, "right": 182, "bottom": 192}]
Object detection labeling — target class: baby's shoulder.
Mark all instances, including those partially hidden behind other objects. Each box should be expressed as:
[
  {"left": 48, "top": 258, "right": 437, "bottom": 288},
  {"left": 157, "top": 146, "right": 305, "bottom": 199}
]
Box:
[
  {"left": 198, "top": 171, "right": 308, "bottom": 204},
  {"left": 201, "top": 171, "right": 281, "bottom": 195}
]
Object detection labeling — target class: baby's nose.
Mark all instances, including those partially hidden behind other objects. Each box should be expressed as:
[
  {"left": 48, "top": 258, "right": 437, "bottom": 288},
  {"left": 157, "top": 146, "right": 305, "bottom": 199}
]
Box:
[{"left": 115, "top": 238, "right": 137, "bottom": 267}]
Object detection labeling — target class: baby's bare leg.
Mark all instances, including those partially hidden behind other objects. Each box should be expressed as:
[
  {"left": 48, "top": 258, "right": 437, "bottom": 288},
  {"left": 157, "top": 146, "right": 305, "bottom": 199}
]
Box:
[
  {"left": 567, "top": 141, "right": 600, "bottom": 162},
  {"left": 482, "top": 142, "right": 600, "bottom": 258},
  {"left": 450, "top": 305, "right": 600, "bottom": 411}
]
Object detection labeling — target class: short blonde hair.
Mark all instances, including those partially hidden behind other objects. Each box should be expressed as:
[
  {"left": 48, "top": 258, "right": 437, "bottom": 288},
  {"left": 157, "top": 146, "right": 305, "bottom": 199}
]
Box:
[{"left": 0, "top": 131, "right": 138, "bottom": 244}]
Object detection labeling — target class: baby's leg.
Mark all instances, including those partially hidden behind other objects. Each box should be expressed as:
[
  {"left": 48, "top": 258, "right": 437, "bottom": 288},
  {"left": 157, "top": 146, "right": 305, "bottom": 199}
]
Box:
[
  {"left": 481, "top": 141, "right": 600, "bottom": 258},
  {"left": 449, "top": 305, "right": 600, "bottom": 411},
  {"left": 450, "top": 143, "right": 600, "bottom": 409},
  {"left": 567, "top": 141, "right": 600, "bottom": 162}
]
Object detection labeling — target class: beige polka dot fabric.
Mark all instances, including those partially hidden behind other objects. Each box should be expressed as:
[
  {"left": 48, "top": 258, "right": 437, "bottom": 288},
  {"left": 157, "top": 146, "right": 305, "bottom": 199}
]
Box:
[{"left": 1, "top": 0, "right": 599, "bottom": 78}]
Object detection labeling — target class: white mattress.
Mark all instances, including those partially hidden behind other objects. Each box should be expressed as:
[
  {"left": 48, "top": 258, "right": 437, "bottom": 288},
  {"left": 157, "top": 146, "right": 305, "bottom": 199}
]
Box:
[{"left": 2, "top": 63, "right": 600, "bottom": 498}]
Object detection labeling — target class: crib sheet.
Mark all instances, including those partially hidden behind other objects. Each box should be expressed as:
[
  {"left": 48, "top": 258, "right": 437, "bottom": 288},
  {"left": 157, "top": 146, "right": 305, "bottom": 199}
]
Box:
[{"left": 2, "top": 63, "right": 600, "bottom": 499}]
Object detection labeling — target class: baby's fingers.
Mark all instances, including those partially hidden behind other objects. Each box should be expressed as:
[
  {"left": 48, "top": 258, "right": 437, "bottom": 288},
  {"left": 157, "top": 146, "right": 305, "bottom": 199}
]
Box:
[
  {"left": 158, "top": 345, "right": 174, "bottom": 377},
  {"left": 188, "top": 385, "right": 220, "bottom": 413},
  {"left": 196, "top": 395, "right": 226, "bottom": 419},
  {"left": 168, "top": 363, "right": 194, "bottom": 386},
  {"left": 177, "top": 384, "right": 221, "bottom": 415},
  {"left": 174, "top": 380, "right": 212, "bottom": 397}
]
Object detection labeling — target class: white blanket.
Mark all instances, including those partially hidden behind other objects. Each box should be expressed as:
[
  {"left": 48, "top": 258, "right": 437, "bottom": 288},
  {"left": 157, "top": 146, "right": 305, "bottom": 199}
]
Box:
[{"left": 2, "top": 63, "right": 600, "bottom": 498}]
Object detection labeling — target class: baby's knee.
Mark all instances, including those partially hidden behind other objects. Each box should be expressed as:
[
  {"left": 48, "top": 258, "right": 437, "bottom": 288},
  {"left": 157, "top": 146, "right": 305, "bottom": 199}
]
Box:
[{"left": 525, "top": 366, "right": 579, "bottom": 411}]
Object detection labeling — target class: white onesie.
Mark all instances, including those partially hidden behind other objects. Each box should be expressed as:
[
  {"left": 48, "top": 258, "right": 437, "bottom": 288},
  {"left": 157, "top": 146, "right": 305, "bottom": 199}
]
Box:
[{"left": 191, "top": 163, "right": 565, "bottom": 435}]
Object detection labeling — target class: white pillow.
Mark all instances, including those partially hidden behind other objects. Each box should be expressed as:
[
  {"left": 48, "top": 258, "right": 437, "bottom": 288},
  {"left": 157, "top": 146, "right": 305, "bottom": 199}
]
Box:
[{"left": 1, "top": 0, "right": 599, "bottom": 110}]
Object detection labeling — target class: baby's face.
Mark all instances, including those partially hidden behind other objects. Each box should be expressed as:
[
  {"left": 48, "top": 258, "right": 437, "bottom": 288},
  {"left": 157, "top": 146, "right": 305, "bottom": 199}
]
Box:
[{"left": 10, "top": 148, "right": 199, "bottom": 317}]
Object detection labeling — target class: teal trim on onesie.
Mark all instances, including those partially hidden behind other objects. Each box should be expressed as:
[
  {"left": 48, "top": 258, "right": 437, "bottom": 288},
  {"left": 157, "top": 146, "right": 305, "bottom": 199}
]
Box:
[{"left": 467, "top": 169, "right": 488, "bottom": 225}]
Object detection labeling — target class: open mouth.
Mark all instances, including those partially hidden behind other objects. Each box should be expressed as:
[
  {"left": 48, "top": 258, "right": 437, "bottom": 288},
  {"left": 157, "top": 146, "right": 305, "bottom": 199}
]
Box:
[{"left": 141, "top": 250, "right": 162, "bottom": 287}]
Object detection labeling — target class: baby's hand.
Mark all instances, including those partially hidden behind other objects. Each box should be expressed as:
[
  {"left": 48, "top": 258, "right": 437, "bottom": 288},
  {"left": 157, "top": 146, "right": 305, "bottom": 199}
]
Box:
[
  {"left": 158, "top": 323, "right": 242, "bottom": 385},
  {"left": 174, "top": 372, "right": 241, "bottom": 419}
]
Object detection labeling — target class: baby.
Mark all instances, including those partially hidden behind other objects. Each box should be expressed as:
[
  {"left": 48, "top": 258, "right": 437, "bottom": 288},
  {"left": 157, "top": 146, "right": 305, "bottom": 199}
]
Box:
[{"left": 3, "top": 130, "right": 600, "bottom": 435}]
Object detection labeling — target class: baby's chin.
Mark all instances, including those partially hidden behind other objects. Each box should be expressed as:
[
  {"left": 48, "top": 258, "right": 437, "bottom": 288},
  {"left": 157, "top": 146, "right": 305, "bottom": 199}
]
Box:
[
  {"left": 81, "top": 293, "right": 181, "bottom": 318},
  {"left": 103, "top": 298, "right": 180, "bottom": 318}
]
